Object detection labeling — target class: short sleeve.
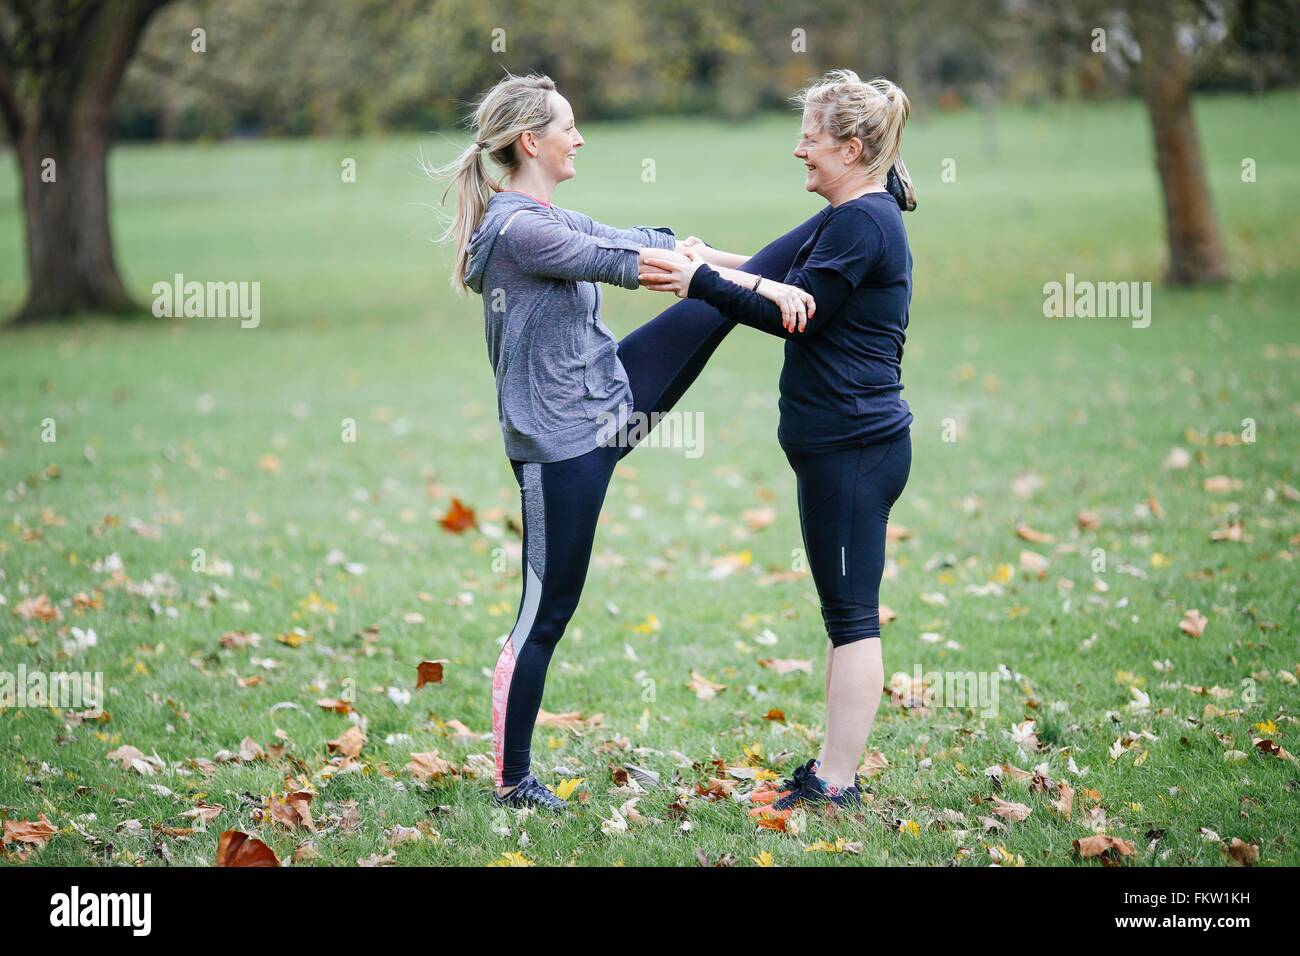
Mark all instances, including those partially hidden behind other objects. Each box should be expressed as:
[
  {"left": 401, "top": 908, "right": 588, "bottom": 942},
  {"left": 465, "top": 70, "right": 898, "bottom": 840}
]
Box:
[{"left": 798, "top": 206, "right": 884, "bottom": 287}]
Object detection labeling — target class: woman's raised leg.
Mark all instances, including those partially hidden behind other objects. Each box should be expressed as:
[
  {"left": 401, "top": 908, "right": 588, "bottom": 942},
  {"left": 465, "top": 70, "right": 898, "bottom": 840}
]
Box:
[{"left": 616, "top": 209, "right": 824, "bottom": 435}]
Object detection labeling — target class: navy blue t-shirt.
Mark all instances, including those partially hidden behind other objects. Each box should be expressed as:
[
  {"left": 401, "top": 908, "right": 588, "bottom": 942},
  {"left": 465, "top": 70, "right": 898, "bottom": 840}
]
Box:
[{"left": 689, "top": 191, "right": 913, "bottom": 451}]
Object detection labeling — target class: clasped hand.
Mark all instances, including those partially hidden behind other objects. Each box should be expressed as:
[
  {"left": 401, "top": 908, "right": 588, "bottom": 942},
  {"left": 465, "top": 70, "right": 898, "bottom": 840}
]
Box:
[{"left": 638, "top": 243, "right": 815, "bottom": 333}]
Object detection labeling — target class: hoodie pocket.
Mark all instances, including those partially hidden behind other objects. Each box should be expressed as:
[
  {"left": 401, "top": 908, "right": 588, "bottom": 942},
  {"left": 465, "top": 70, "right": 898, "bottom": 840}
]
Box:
[{"left": 582, "top": 343, "right": 629, "bottom": 420}]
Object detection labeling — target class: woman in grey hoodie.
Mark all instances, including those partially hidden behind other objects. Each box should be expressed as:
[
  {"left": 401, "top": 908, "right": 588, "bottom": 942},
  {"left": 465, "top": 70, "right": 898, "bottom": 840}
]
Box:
[{"left": 437, "top": 72, "right": 822, "bottom": 810}]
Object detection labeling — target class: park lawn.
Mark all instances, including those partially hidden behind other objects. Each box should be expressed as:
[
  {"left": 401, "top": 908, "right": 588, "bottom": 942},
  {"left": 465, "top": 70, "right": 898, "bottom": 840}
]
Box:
[{"left": 0, "top": 93, "right": 1297, "bottom": 867}]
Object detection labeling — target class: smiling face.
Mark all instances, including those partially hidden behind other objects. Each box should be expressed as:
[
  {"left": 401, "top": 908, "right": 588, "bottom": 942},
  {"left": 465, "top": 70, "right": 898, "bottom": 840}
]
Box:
[
  {"left": 524, "top": 92, "right": 584, "bottom": 182},
  {"left": 793, "top": 106, "right": 861, "bottom": 197}
]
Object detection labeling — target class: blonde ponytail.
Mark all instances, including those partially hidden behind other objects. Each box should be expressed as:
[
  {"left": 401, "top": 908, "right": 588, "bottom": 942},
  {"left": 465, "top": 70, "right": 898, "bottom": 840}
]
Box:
[
  {"left": 793, "top": 70, "right": 917, "bottom": 211},
  {"left": 429, "top": 72, "right": 558, "bottom": 294}
]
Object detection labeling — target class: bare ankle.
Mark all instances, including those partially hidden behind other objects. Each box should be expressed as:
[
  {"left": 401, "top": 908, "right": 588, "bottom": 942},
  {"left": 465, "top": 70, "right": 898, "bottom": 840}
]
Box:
[{"left": 815, "top": 770, "right": 852, "bottom": 790}]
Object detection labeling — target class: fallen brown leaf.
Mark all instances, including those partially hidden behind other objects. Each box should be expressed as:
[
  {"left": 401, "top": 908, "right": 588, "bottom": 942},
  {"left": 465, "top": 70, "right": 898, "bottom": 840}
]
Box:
[
  {"left": 2, "top": 814, "right": 57, "bottom": 847},
  {"left": 1074, "top": 834, "right": 1136, "bottom": 865},
  {"left": 1015, "top": 523, "right": 1056, "bottom": 544},
  {"left": 216, "top": 829, "right": 280, "bottom": 867},
  {"left": 990, "top": 796, "right": 1032, "bottom": 822},
  {"left": 439, "top": 498, "right": 477, "bottom": 533},
  {"left": 328, "top": 725, "right": 366, "bottom": 759},
  {"left": 1178, "top": 608, "right": 1208, "bottom": 638},
  {"left": 416, "top": 660, "right": 447, "bottom": 688},
  {"left": 406, "top": 750, "right": 458, "bottom": 783}
]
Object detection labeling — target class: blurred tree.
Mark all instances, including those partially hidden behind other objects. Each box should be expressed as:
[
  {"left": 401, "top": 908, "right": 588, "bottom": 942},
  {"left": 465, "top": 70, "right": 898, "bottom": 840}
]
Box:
[
  {"left": 0, "top": 0, "right": 176, "bottom": 323},
  {"left": 1127, "top": 0, "right": 1230, "bottom": 284},
  {"left": 1060, "top": 0, "right": 1242, "bottom": 286}
]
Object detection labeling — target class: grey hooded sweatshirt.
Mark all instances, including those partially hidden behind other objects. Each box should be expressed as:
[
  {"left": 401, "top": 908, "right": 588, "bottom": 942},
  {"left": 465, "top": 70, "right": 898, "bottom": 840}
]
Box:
[{"left": 464, "top": 190, "right": 677, "bottom": 463}]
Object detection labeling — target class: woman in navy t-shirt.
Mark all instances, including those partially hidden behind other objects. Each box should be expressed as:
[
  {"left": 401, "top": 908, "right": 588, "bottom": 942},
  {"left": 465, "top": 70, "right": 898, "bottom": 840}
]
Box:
[{"left": 641, "top": 70, "right": 916, "bottom": 815}]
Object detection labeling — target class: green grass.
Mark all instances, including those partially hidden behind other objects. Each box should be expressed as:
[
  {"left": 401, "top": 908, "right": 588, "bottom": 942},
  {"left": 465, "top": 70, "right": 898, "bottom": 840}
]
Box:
[{"left": 1, "top": 93, "right": 1297, "bottom": 867}]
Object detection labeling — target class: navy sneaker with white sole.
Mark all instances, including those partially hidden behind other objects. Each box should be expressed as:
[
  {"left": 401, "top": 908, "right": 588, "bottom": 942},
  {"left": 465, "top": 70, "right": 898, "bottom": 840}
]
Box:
[
  {"left": 492, "top": 774, "right": 568, "bottom": 811},
  {"left": 771, "top": 771, "right": 862, "bottom": 812}
]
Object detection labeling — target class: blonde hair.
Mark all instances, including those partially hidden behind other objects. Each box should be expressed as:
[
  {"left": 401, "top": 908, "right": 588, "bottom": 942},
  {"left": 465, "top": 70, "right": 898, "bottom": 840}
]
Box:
[
  {"left": 431, "top": 72, "right": 559, "bottom": 294},
  {"left": 793, "top": 70, "right": 916, "bottom": 211}
]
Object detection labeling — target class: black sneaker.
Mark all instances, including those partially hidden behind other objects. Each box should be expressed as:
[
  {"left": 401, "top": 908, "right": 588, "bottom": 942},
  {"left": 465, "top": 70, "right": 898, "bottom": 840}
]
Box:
[
  {"left": 771, "top": 771, "right": 862, "bottom": 812},
  {"left": 750, "top": 757, "right": 816, "bottom": 810},
  {"left": 492, "top": 774, "right": 568, "bottom": 811},
  {"left": 777, "top": 758, "right": 818, "bottom": 795}
]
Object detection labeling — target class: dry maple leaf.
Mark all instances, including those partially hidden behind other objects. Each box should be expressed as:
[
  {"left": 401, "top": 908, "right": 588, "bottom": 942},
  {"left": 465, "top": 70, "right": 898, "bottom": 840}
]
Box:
[
  {"left": 758, "top": 658, "right": 813, "bottom": 675},
  {"left": 994, "top": 762, "right": 1035, "bottom": 784},
  {"left": 387, "top": 824, "right": 424, "bottom": 846},
  {"left": 1010, "top": 720, "right": 1041, "bottom": 754},
  {"left": 600, "top": 805, "right": 629, "bottom": 835},
  {"left": 859, "top": 750, "right": 890, "bottom": 778},
  {"left": 179, "top": 802, "right": 224, "bottom": 824},
  {"left": 416, "top": 660, "right": 447, "bottom": 688},
  {"left": 742, "top": 508, "right": 776, "bottom": 531},
  {"left": 220, "top": 630, "right": 261, "bottom": 649},
  {"left": 105, "top": 744, "right": 164, "bottom": 775},
  {"left": 406, "top": 750, "right": 458, "bottom": 783},
  {"left": 696, "top": 778, "right": 736, "bottom": 800},
  {"left": 216, "top": 829, "right": 280, "bottom": 867},
  {"left": 2, "top": 814, "right": 57, "bottom": 847},
  {"left": 1014, "top": 523, "right": 1056, "bottom": 544},
  {"left": 1178, "top": 608, "right": 1209, "bottom": 638},
  {"left": 1073, "top": 834, "right": 1136, "bottom": 864},
  {"left": 239, "top": 736, "right": 266, "bottom": 762},
  {"left": 439, "top": 498, "right": 477, "bottom": 533},
  {"left": 990, "top": 796, "right": 1032, "bottom": 822},
  {"left": 267, "top": 790, "right": 316, "bottom": 832},
  {"left": 885, "top": 523, "right": 912, "bottom": 542},
  {"left": 1049, "top": 781, "right": 1074, "bottom": 821},
  {"left": 1203, "top": 475, "right": 1241, "bottom": 493},
  {"left": 1210, "top": 522, "right": 1245, "bottom": 542},
  {"left": 688, "top": 671, "right": 726, "bottom": 700},
  {"left": 105, "top": 744, "right": 146, "bottom": 769},
  {"left": 13, "top": 593, "right": 62, "bottom": 622},
  {"left": 1252, "top": 738, "right": 1295, "bottom": 761},
  {"left": 754, "top": 812, "right": 789, "bottom": 833},
  {"left": 1223, "top": 837, "right": 1260, "bottom": 866},
  {"left": 328, "top": 725, "right": 366, "bottom": 759},
  {"left": 1018, "top": 549, "right": 1049, "bottom": 578},
  {"left": 316, "top": 697, "right": 353, "bottom": 714}
]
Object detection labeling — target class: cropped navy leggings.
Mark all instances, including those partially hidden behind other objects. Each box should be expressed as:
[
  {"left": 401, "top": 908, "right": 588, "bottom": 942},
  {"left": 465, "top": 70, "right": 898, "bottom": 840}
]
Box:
[
  {"left": 492, "top": 210, "right": 825, "bottom": 787},
  {"left": 785, "top": 432, "right": 911, "bottom": 647}
]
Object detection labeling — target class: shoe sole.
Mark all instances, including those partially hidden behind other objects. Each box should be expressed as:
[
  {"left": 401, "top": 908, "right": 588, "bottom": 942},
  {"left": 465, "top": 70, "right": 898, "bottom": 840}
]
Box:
[
  {"left": 748, "top": 798, "right": 859, "bottom": 819},
  {"left": 492, "top": 796, "right": 569, "bottom": 811}
]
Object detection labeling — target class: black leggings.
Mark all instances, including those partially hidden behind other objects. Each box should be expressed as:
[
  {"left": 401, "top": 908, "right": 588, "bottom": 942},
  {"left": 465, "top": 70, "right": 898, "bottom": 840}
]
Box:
[
  {"left": 785, "top": 432, "right": 912, "bottom": 646},
  {"left": 491, "top": 210, "right": 824, "bottom": 787}
]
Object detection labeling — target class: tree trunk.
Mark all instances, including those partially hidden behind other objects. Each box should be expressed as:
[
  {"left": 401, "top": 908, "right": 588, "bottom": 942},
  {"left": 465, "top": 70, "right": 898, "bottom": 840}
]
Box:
[
  {"left": 1131, "top": 1, "right": 1231, "bottom": 286},
  {"left": 1, "top": 0, "right": 169, "bottom": 324}
]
